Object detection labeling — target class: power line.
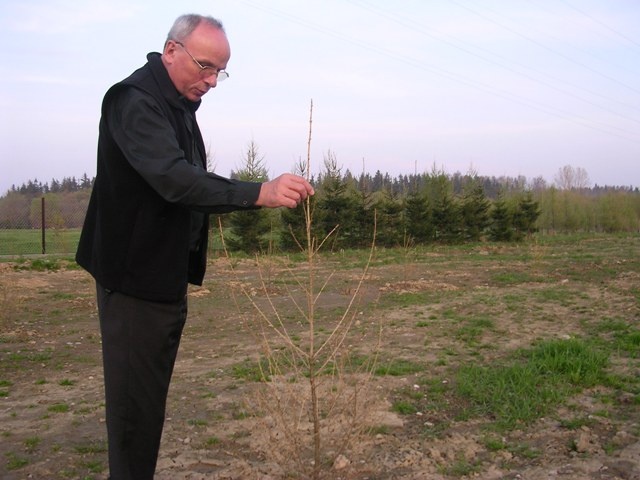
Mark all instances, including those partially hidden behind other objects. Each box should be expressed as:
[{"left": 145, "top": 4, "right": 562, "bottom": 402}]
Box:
[
  {"left": 521, "top": 0, "right": 640, "bottom": 75},
  {"left": 558, "top": 0, "right": 640, "bottom": 52},
  {"left": 236, "top": 0, "right": 640, "bottom": 144},
  {"left": 347, "top": 0, "right": 640, "bottom": 124},
  {"left": 449, "top": 0, "right": 640, "bottom": 96}
]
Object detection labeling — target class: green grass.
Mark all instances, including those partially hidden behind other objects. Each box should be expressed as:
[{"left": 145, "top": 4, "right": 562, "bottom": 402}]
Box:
[
  {"left": 533, "top": 286, "right": 579, "bottom": 305},
  {"left": 231, "top": 358, "right": 271, "bottom": 382},
  {"left": 559, "top": 416, "right": 594, "bottom": 430},
  {"left": 48, "top": 403, "right": 70, "bottom": 413},
  {"left": 81, "top": 460, "right": 105, "bottom": 474},
  {"left": 378, "top": 291, "right": 440, "bottom": 309},
  {"left": 188, "top": 418, "right": 209, "bottom": 427},
  {"left": 74, "top": 441, "right": 108, "bottom": 455},
  {"left": 204, "top": 436, "right": 221, "bottom": 447},
  {"left": 5, "top": 452, "right": 29, "bottom": 470},
  {"left": 455, "top": 338, "right": 609, "bottom": 430},
  {"left": 24, "top": 437, "right": 41, "bottom": 452},
  {"left": 10, "top": 257, "right": 79, "bottom": 271},
  {"left": 3, "top": 349, "right": 53, "bottom": 369},
  {"left": 612, "top": 329, "right": 640, "bottom": 358},
  {"left": 374, "top": 358, "right": 423, "bottom": 376},
  {"left": 439, "top": 456, "right": 481, "bottom": 477},
  {"left": 0, "top": 228, "right": 81, "bottom": 255},
  {"left": 491, "top": 271, "right": 537, "bottom": 285},
  {"left": 455, "top": 316, "right": 496, "bottom": 346},
  {"left": 392, "top": 400, "right": 418, "bottom": 415}
]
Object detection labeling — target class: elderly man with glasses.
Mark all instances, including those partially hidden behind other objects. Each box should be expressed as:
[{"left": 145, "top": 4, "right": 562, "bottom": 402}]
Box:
[{"left": 76, "top": 13, "right": 313, "bottom": 480}]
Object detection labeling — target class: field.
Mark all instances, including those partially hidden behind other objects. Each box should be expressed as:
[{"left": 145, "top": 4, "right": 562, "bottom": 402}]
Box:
[
  {"left": 0, "top": 234, "right": 639, "bottom": 479},
  {"left": 0, "top": 229, "right": 82, "bottom": 256}
]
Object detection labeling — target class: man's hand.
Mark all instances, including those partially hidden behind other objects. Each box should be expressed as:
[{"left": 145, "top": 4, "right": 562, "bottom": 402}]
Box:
[{"left": 255, "top": 173, "right": 315, "bottom": 209}]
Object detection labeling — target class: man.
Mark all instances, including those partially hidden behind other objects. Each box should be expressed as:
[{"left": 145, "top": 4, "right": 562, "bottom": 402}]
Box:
[{"left": 76, "top": 14, "right": 314, "bottom": 480}]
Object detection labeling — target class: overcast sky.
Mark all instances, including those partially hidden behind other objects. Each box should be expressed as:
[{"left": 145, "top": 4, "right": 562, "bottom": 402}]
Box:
[{"left": 1, "top": 0, "right": 639, "bottom": 196}]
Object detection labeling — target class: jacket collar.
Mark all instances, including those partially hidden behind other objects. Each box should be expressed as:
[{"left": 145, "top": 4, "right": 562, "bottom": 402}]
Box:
[{"left": 146, "top": 52, "right": 201, "bottom": 114}]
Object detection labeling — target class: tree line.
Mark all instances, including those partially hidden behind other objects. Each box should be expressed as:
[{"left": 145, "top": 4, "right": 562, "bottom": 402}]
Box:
[
  {"left": 224, "top": 145, "right": 639, "bottom": 253},
  {"left": 6, "top": 174, "right": 94, "bottom": 196},
  {"left": 1, "top": 154, "right": 639, "bottom": 251}
]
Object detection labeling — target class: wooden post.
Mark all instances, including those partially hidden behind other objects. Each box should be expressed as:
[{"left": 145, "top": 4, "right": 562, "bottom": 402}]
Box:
[{"left": 41, "top": 197, "right": 45, "bottom": 254}]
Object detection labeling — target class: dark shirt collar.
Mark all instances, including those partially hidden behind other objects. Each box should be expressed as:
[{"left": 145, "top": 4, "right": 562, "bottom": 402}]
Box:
[{"left": 146, "top": 52, "right": 201, "bottom": 114}]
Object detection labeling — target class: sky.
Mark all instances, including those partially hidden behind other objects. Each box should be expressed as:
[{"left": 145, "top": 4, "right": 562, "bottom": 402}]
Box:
[{"left": 1, "top": 0, "right": 639, "bottom": 196}]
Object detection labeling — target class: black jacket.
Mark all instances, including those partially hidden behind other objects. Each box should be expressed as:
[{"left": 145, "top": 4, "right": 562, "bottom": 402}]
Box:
[{"left": 76, "top": 53, "right": 261, "bottom": 302}]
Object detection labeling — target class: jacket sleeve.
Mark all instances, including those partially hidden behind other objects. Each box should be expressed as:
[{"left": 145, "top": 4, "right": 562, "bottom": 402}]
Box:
[{"left": 106, "top": 87, "right": 261, "bottom": 212}]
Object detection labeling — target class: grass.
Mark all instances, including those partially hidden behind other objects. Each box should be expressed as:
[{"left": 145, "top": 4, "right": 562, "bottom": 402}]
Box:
[
  {"left": 392, "top": 400, "right": 418, "bottom": 415},
  {"left": 3, "top": 349, "right": 53, "bottom": 368},
  {"left": 491, "top": 271, "right": 538, "bottom": 285},
  {"left": 204, "top": 436, "right": 221, "bottom": 447},
  {"left": 188, "top": 418, "right": 209, "bottom": 427},
  {"left": 47, "top": 403, "right": 70, "bottom": 414},
  {"left": 454, "top": 316, "right": 496, "bottom": 346},
  {"left": 455, "top": 338, "right": 609, "bottom": 430},
  {"left": 5, "top": 452, "right": 29, "bottom": 470},
  {"left": 374, "top": 358, "right": 424, "bottom": 376},
  {"left": 439, "top": 456, "right": 481, "bottom": 477},
  {"left": 74, "top": 442, "right": 108, "bottom": 455},
  {"left": 24, "top": 437, "right": 41, "bottom": 452},
  {"left": 612, "top": 329, "right": 640, "bottom": 358},
  {"left": 0, "top": 228, "right": 82, "bottom": 256},
  {"left": 0, "top": 379, "right": 11, "bottom": 397}
]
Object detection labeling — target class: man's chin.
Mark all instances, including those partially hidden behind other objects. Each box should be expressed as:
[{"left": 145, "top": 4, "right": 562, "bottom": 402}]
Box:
[{"left": 187, "top": 90, "right": 206, "bottom": 102}]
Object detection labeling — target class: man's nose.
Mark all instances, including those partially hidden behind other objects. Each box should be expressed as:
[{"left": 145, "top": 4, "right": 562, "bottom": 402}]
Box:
[{"left": 203, "top": 74, "right": 218, "bottom": 89}]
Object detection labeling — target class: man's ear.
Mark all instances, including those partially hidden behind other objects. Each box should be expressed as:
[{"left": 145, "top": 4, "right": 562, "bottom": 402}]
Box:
[{"left": 162, "top": 40, "right": 178, "bottom": 63}]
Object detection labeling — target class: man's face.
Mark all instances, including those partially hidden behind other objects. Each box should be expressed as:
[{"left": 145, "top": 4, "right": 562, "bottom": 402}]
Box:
[{"left": 162, "top": 22, "right": 230, "bottom": 102}]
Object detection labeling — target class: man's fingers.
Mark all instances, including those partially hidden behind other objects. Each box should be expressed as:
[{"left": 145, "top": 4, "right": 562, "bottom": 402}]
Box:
[{"left": 255, "top": 173, "right": 314, "bottom": 208}]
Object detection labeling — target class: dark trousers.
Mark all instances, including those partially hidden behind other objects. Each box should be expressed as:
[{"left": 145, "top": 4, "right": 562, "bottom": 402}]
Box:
[{"left": 96, "top": 284, "right": 187, "bottom": 480}]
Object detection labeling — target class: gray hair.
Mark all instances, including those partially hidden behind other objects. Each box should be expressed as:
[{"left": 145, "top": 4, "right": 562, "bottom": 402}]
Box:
[{"left": 166, "top": 14, "right": 225, "bottom": 44}]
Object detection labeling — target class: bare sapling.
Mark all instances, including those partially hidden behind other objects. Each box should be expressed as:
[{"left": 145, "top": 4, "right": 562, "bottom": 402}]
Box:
[{"left": 218, "top": 100, "right": 382, "bottom": 479}]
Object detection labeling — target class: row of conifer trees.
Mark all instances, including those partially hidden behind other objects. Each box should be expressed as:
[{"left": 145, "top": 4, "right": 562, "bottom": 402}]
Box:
[{"left": 222, "top": 149, "right": 541, "bottom": 254}]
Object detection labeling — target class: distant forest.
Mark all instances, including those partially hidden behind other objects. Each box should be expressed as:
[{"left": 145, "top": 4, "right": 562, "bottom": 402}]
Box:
[
  {"left": 1, "top": 163, "right": 638, "bottom": 251},
  {"left": 3, "top": 168, "right": 638, "bottom": 199}
]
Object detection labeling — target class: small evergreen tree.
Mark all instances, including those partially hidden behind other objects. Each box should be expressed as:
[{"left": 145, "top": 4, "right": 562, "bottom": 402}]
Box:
[
  {"left": 374, "top": 187, "right": 404, "bottom": 247},
  {"left": 427, "top": 171, "right": 461, "bottom": 243},
  {"left": 489, "top": 193, "right": 514, "bottom": 241},
  {"left": 315, "top": 151, "right": 358, "bottom": 250},
  {"left": 461, "top": 179, "right": 491, "bottom": 241},
  {"left": 404, "top": 189, "right": 433, "bottom": 245},
  {"left": 349, "top": 173, "right": 376, "bottom": 249},
  {"left": 226, "top": 140, "right": 271, "bottom": 253},
  {"left": 512, "top": 191, "right": 541, "bottom": 239}
]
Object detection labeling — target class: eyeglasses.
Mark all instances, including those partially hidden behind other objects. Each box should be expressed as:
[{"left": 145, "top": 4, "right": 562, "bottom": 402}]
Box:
[{"left": 174, "top": 41, "right": 229, "bottom": 81}]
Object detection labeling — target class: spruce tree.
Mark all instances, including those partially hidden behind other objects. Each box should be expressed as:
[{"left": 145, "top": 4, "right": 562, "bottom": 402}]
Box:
[
  {"left": 404, "top": 189, "right": 433, "bottom": 245},
  {"left": 226, "top": 140, "right": 271, "bottom": 253},
  {"left": 427, "top": 171, "right": 461, "bottom": 243},
  {"left": 374, "top": 187, "right": 404, "bottom": 247},
  {"left": 461, "top": 179, "right": 491, "bottom": 241},
  {"left": 349, "top": 173, "right": 376, "bottom": 249},
  {"left": 315, "top": 152, "right": 357, "bottom": 250},
  {"left": 280, "top": 200, "right": 313, "bottom": 251},
  {"left": 512, "top": 191, "right": 541, "bottom": 240},
  {"left": 489, "top": 193, "right": 514, "bottom": 241}
]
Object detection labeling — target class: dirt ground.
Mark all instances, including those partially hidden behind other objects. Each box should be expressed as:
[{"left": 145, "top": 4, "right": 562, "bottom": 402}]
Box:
[{"left": 1, "top": 236, "right": 639, "bottom": 479}]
